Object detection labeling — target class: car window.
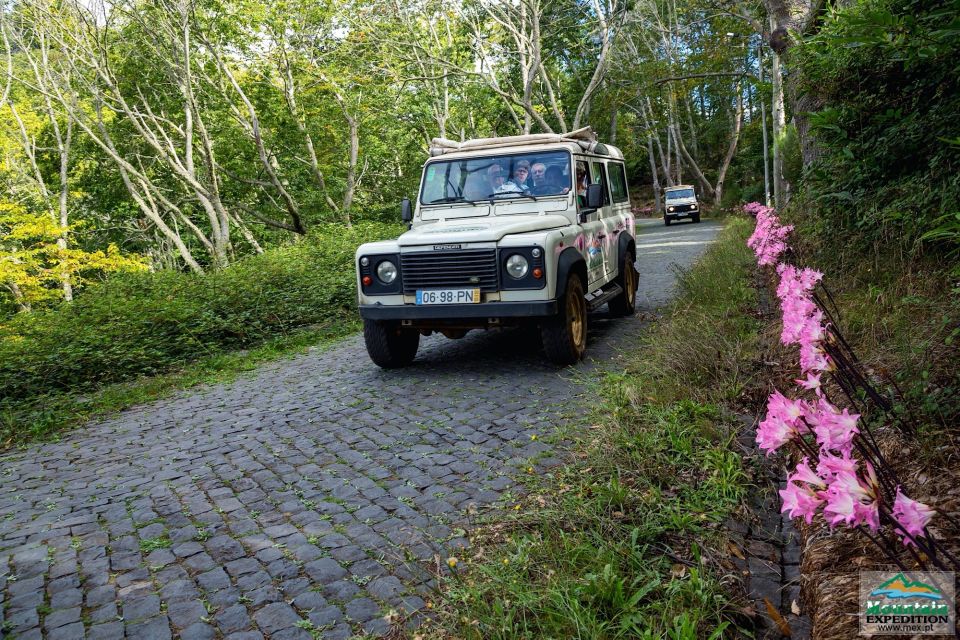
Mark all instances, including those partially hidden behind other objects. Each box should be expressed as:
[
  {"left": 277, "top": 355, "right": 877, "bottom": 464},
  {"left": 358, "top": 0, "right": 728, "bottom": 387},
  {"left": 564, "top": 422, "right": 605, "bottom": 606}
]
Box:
[
  {"left": 665, "top": 188, "right": 695, "bottom": 200},
  {"left": 575, "top": 160, "right": 590, "bottom": 209},
  {"left": 590, "top": 161, "right": 610, "bottom": 206},
  {"left": 608, "top": 162, "right": 629, "bottom": 203},
  {"left": 420, "top": 150, "right": 571, "bottom": 204}
]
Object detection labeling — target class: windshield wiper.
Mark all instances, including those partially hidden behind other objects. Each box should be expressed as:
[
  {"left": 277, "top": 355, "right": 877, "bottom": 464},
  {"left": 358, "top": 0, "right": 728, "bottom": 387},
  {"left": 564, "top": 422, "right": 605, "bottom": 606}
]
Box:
[
  {"left": 427, "top": 195, "right": 471, "bottom": 204},
  {"left": 485, "top": 192, "right": 538, "bottom": 201}
]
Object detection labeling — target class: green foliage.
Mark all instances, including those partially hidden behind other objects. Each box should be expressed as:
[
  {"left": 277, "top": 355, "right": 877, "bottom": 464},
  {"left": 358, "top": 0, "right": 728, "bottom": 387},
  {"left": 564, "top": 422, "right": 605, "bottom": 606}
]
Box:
[
  {"left": 635, "top": 219, "right": 760, "bottom": 402},
  {"left": 0, "top": 202, "right": 148, "bottom": 309},
  {"left": 795, "top": 0, "right": 960, "bottom": 254},
  {"left": 430, "top": 221, "right": 758, "bottom": 639},
  {"left": 787, "top": 0, "right": 960, "bottom": 447},
  {"left": 778, "top": 123, "right": 802, "bottom": 187},
  {"left": 0, "top": 221, "right": 400, "bottom": 442}
]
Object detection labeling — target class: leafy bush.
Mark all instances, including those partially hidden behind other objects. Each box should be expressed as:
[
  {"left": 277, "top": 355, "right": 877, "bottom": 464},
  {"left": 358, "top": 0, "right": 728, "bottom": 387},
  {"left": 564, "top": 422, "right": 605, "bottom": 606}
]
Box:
[
  {"left": 795, "top": 0, "right": 960, "bottom": 255},
  {"left": 0, "top": 222, "right": 401, "bottom": 405}
]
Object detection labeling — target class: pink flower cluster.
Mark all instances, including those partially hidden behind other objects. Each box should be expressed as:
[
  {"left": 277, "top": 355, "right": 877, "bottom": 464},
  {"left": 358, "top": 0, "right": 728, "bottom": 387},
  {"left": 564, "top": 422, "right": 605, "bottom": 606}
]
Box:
[
  {"left": 776, "top": 265, "right": 830, "bottom": 374},
  {"left": 746, "top": 203, "right": 794, "bottom": 266},
  {"left": 745, "top": 202, "right": 934, "bottom": 546}
]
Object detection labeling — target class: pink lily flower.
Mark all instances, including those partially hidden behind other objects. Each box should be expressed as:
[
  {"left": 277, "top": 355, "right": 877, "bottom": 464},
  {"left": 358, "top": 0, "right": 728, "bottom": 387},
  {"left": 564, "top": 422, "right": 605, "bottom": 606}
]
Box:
[
  {"left": 788, "top": 457, "right": 826, "bottom": 488},
  {"left": 796, "top": 372, "right": 822, "bottom": 392},
  {"left": 779, "top": 482, "right": 824, "bottom": 524},
  {"left": 812, "top": 405, "right": 859, "bottom": 452},
  {"left": 817, "top": 450, "right": 858, "bottom": 479},
  {"left": 756, "top": 414, "right": 796, "bottom": 455},
  {"left": 892, "top": 488, "right": 935, "bottom": 546}
]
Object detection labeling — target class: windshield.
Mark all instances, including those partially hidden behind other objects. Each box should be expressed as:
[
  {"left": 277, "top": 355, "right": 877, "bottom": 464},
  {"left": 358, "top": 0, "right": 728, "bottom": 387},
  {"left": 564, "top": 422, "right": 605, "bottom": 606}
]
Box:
[
  {"left": 666, "top": 188, "right": 695, "bottom": 200},
  {"left": 420, "top": 150, "right": 572, "bottom": 204}
]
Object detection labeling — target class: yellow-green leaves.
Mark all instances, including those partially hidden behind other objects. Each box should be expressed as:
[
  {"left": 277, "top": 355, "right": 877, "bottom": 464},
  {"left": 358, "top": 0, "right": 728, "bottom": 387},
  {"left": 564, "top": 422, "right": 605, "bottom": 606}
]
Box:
[{"left": 0, "top": 202, "right": 148, "bottom": 308}]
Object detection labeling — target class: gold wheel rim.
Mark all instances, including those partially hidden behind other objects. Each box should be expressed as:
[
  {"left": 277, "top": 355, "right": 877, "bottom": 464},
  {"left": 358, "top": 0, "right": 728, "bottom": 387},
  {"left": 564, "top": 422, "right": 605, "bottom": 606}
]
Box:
[{"left": 568, "top": 289, "right": 586, "bottom": 350}]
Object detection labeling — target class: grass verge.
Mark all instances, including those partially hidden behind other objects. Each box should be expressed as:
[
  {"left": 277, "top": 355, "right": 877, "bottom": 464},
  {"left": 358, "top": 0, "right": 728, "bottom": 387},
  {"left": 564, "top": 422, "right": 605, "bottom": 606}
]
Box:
[
  {"left": 423, "top": 218, "right": 762, "bottom": 638},
  {"left": 0, "top": 319, "right": 358, "bottom": 449}
]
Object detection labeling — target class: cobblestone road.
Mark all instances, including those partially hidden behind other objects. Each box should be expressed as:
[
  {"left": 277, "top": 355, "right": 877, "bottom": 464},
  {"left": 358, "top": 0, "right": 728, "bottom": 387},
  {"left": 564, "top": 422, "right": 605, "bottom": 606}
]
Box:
[{"left": 1, "top": 219, "right": 721, "bottom": 640}]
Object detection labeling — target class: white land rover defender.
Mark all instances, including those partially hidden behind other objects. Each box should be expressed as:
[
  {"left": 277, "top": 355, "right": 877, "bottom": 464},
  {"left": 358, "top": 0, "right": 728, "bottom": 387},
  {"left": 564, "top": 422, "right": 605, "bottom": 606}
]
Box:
[
  {"left": 355, "top": 128, "right": 638, "bottom": 368},
  {"left": 663, "top": 185, "right": 701, "bottom": 225}
]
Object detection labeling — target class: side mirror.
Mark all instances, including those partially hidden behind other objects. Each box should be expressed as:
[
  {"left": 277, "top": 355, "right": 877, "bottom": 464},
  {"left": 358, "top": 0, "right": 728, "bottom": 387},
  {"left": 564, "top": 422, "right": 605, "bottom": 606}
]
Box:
[
  {"left": 585, "top": 183, "right": 604, "bottom": 209},
  {"left": 401, "top": 198, "right": 413, "bottom": 226}
]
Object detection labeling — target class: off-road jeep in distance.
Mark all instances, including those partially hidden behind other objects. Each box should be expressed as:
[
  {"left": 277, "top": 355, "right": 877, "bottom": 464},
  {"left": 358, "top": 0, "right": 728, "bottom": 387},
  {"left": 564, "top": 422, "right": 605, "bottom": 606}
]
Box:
[
  {"left": 663, "top": 184, "right": 701, "bottom": 225},
  {"left": 355, "top": 127, "right": 638, "bottom": 368}
]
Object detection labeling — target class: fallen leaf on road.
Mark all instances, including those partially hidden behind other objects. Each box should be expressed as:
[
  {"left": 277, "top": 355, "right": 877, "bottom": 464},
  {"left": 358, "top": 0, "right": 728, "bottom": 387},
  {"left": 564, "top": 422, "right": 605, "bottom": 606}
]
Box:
[
  {"left": 727, "top": 541, "right": 746, "bottom": 559},
  {"left": 765, "top": 597, "right": 792, "bottom": 636}
]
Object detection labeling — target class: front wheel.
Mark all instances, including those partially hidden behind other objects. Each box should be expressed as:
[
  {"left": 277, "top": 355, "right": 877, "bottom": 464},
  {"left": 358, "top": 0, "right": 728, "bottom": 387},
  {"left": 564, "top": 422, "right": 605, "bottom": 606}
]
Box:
[
  {"left": 663, "top": 216, "right": 672, "bottom": 226},
  {"left": 608, "top": 251, "right": 638, "bottom": 317},
  {"left": 542, "top": 274, "right": 587, "bottom": 366},
  {"left": 692, "top": 214, "right": 701, "bottom": 223},
  {"left": 363, "top": 319, "right": 419, "bottom": 368}
]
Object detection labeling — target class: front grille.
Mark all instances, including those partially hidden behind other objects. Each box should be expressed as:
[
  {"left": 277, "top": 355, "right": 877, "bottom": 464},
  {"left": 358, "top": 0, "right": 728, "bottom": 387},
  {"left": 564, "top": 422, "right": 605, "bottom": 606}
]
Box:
[{"left": 401, "top": 249, "right": 499, "bottom": 293}]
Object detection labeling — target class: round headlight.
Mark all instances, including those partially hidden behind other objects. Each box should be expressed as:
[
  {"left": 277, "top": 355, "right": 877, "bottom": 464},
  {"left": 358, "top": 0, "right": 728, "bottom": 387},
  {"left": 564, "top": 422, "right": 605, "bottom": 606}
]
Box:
[
  {"left": 691, "top": 204, "right": 697, "bottom": 210},
  {"left": 360, "top": 256, "right": 370, "bottom": 267},
  {"left": 505, "top": 254, "right": 529, "bottom": 279},
  {"left": 376, "top": 260, "right": 397, "bottom": 284},
  {"left": 668, "top": 206, "right": 675, "bottom": 212}
]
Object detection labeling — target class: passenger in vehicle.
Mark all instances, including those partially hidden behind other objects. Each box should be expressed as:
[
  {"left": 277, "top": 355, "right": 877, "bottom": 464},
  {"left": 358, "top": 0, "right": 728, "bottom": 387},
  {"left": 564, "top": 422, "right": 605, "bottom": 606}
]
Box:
[
  {"left": 530, "top": 162, "right": 549, "bottom": 194},
  {"left": 509, "top": 160, "right": 531, "bottom": 191},
  {"left": 576, "top": 164, "right": 588, "bottom": 206},
  {"left": 544, "top": 166, "right": 570, "bottom": 195},
  {"left": 486, "top": 160, "right": 531, "bottom": 196},
  {"left": 486, "top": 163, "right": 507, "bottom": 194}
]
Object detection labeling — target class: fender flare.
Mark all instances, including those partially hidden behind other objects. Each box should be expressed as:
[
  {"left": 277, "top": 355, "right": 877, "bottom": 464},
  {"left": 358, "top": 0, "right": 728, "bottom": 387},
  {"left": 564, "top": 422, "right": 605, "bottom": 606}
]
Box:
[
  {"left": 555, "top": 246, "right": 587, "bottom": 300},
  {"left": 617, "top": 232, "right": 636, "bottom": 268}
]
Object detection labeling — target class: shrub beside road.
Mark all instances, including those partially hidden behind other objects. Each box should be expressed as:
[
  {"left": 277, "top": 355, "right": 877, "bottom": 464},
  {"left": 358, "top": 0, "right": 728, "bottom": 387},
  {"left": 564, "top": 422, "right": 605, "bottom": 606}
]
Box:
[{"left": 0, "top": 222, "right": 402, "bottom": 447}]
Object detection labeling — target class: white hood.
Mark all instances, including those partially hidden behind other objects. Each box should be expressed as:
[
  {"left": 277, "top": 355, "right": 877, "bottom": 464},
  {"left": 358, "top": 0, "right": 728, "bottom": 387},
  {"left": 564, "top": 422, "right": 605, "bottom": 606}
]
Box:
[{"left": 399, "top": 214, "right": 570, "bottom": 246}]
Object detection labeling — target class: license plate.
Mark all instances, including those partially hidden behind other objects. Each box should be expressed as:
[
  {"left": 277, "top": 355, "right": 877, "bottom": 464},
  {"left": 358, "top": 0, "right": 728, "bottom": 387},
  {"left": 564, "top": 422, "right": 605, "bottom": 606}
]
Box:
[{"left": 416, "top": 288, "right": 480, "bottom": 305}]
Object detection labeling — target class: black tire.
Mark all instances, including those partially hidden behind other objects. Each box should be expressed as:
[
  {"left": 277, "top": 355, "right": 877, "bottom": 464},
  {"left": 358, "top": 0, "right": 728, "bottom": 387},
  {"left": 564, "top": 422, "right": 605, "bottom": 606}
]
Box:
[
  {"left": 363, "top": 319, "right": 419, "bottom": 368},
  {"left": 608, "top": 250, "right": 638, "bottom": 317},
  {"left": 664, "top": 216, "right": 671, "bottom": 226},
  {"left": 541, "top": 274, "right": 588, "bottom": 366},
  {"left": 692, "top": 214, "right": 701, "bottom": 223}
]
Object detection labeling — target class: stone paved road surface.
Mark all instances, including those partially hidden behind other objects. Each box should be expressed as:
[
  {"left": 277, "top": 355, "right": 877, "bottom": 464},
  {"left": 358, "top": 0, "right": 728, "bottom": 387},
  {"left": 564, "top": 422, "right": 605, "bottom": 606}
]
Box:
[{"left": 1, "top": 219, "right": 721, "bottom": 640}]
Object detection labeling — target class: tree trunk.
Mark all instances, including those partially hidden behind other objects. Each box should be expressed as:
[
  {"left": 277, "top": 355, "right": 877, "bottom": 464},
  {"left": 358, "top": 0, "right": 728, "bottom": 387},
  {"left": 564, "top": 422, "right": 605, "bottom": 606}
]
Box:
[
  {"left": 342, "top": 112, "right": 358, "bottom": 226},
  {"left": 714, "top": 84, "right": 744, "bottom": 207},
  {"left": 57, "top": 117, "right": 73, "bottom": 302},
  {"left": 759, "top": 46, "right": 772, "bottom": 206},
  {"left": 6, "top": 282, "right": 31, "bottom": 312},
  {"left": 671, "top": 121, "right": 714, "bottom": 198},
  {"left": 770, "top": 39, "right": 787, "bottom": 208},
  {"left": 646, "top": 134, "right": 661, "bottom": 213}
]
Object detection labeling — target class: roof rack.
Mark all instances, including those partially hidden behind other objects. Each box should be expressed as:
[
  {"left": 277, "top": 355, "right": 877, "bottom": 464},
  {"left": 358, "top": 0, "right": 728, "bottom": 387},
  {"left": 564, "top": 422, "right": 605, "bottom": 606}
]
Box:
[{"left": 429, "top": 126, "right": 610, "bottom": 157}]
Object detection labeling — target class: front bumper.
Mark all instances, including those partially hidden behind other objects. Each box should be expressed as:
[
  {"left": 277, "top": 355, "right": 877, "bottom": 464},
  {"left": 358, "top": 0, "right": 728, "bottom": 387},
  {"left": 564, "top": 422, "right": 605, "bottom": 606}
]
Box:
[{"left": 359, "top": 300, "right": 558, "bottom": 321}]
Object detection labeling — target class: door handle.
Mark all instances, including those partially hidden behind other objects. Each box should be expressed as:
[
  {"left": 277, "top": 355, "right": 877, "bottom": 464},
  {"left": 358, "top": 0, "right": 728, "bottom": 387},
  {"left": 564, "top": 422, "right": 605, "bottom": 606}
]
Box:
[
  {"left": 612, "top": 229, "right": 621, "bottom": 235},
  {"left": 597, "top": 233, "right": 607, "bottom": 239}
]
